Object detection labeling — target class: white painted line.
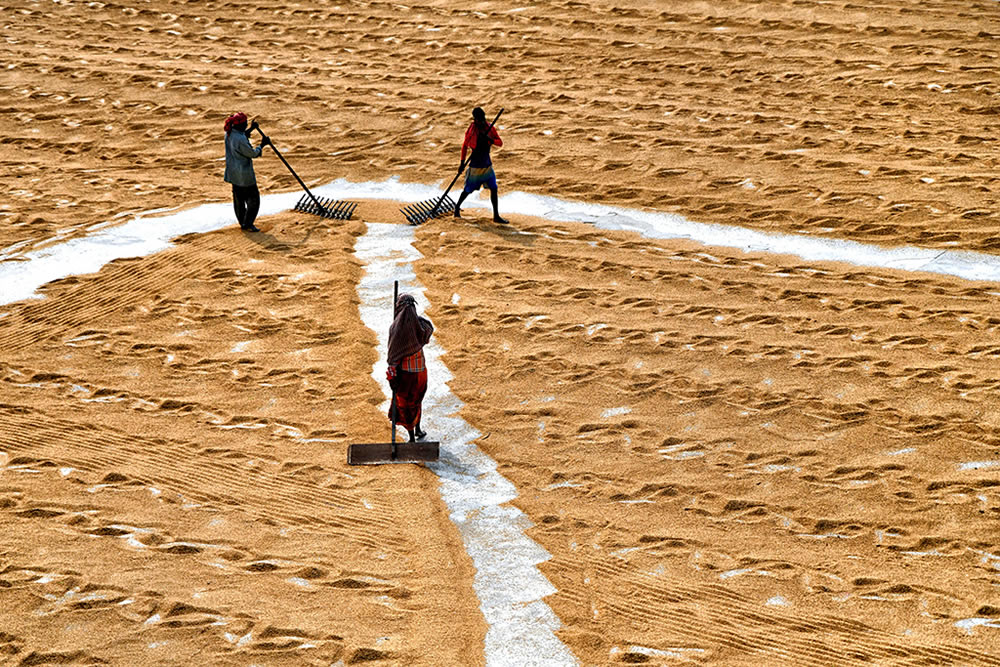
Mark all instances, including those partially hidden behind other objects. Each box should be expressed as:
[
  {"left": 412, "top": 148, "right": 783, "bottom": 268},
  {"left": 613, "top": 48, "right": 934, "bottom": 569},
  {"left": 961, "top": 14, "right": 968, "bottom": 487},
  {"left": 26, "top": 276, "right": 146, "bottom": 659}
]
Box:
[{"left": 355, "top": 222, "right": 578, "bottom": 667}]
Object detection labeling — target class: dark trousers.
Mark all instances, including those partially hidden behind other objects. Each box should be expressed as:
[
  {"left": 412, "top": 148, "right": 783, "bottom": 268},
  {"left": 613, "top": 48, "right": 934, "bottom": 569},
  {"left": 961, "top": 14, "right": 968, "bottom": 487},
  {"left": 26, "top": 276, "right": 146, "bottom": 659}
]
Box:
[{"left": 232, "top": 183, "right": 260, "bottom": 229}]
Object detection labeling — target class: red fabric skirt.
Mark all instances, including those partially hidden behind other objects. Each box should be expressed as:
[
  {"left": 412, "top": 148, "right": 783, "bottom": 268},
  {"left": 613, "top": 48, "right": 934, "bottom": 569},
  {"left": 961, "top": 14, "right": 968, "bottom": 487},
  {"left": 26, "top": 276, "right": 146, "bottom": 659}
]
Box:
[{"left": 389, "top": 368, "right": 427, "bottom": 429}]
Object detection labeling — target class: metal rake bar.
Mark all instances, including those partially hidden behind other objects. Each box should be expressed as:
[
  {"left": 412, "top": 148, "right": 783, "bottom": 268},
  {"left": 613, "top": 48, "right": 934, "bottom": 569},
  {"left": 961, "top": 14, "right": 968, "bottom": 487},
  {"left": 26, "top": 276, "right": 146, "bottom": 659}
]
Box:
[
  {"left": 400, "top": 196, "right": 456, "bottom": 225},
  {"left": 293, "top": 195, "right": 358, "bottom": 220}
]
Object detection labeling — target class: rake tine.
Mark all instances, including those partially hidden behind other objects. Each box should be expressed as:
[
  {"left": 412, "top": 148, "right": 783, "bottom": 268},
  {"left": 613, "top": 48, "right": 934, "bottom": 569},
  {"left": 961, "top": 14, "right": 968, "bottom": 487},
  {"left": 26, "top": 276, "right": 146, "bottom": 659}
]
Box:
[
  {"left": 418, "top": 199, "right": 439, "bottom": 218},
  {"left": 404, "top": 204, "right": 425, "bottom": 225},
  {"left": 433, "top": 199, "right": 449, "bottom": 218},
  {"left": 414, "top": 202, "right": 435, "bottom": 225},
  {"left": 291, "top": 191, "right": 360, "bottom": 220},
  {"left": 414, "top": 202, "right": 431, "bottom": 222},
  {"left": 437, "top": 196, "right": 454, "bottom": 215},
  {"left": 400, "top": 205, "right": 414, "bottom": 224}
]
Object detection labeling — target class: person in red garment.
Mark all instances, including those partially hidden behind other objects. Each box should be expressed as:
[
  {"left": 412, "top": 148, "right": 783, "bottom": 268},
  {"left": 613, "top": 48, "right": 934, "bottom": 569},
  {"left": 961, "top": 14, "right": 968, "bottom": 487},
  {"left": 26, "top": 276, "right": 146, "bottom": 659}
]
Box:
[
  {"left": 453, "top": 106, "right": 507, "bottom": 224},
  {"left": 386, "top": 293, "right": 434, "bottom": 442}
]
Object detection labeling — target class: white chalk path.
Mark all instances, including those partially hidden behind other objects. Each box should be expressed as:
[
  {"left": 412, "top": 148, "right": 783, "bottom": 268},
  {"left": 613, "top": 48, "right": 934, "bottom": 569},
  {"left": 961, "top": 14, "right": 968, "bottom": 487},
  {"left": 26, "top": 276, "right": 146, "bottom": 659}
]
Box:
[
  {"left": 4, "top": 175, "right": 1000, "bottom": 307},
  {"left": 355, "top": 222, "right": 577, "bottom": 666}
]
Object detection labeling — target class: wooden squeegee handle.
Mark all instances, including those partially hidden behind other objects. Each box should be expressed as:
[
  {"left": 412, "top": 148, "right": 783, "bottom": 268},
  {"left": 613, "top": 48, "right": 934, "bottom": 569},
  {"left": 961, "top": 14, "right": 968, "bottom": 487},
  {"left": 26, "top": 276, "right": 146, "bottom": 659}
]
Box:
[
  {"left": 253, "top": 125, "right": 328, "bottom": 213},
  {"left": 433, "top": 108, "right": 504, "bottom": 212},
  {"left": 389, "top": 280, "right": 399, "bottom": 458}
]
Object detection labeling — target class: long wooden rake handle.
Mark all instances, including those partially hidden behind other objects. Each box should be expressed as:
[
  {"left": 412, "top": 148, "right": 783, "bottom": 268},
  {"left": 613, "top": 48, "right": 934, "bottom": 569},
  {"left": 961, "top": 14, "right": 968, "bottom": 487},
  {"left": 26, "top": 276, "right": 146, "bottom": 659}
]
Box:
[
  {"left": 390, "top": 280, "right": 399, "bottom": 459},
  {"left": 431, "top": 107, "right": 504, "bottom": 214},
  {"left": 253, "top": 125, "right": 329, "bottom": 215}
]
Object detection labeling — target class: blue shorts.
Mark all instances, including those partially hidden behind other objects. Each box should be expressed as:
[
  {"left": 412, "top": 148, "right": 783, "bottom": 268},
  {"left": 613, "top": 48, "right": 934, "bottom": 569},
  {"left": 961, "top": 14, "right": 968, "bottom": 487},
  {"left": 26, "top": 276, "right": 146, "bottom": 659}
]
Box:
[{"left": 463, "top": 166, "right": 497, "bottom": 193}]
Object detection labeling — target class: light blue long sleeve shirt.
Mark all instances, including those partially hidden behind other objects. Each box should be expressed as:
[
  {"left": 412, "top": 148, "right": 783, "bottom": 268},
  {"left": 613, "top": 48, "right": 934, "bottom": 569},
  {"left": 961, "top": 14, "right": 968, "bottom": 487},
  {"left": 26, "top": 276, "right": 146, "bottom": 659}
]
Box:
[{"left": 224, "top": 131, "right": 264, "bottom": 186}]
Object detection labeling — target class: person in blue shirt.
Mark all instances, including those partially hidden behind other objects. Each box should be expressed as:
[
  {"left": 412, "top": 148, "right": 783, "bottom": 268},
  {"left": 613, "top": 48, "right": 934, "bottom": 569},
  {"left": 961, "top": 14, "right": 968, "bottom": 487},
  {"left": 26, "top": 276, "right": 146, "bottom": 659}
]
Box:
[
  {"left": 223, "top": 112, "right": 270, "bottom": 232},
  {"left": 453, "top": 107, "right": 508, "bottom": 224}
]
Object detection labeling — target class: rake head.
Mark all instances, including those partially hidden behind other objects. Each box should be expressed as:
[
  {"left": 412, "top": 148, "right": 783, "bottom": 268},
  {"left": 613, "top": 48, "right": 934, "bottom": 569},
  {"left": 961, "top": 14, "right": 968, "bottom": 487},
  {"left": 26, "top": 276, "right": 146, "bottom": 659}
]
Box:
[
  {"left": 400, "top": 196, "right": 456, "bottom": 226},
  {"left": 293, "top": 194, "right": 357, "bottom": 220}
]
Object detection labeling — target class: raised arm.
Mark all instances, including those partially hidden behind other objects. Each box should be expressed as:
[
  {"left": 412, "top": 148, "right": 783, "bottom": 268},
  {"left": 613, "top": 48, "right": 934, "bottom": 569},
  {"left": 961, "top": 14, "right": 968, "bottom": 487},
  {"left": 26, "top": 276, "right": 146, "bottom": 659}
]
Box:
[{"left": 234, "top": 132, "right": 263, "bottom": 159}]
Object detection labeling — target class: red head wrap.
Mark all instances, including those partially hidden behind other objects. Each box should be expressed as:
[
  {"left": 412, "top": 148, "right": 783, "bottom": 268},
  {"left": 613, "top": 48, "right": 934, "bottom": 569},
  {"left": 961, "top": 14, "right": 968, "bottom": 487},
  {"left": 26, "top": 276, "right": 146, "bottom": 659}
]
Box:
[{"left": 224, "top": 112, "right": 248, "bottom": 133}]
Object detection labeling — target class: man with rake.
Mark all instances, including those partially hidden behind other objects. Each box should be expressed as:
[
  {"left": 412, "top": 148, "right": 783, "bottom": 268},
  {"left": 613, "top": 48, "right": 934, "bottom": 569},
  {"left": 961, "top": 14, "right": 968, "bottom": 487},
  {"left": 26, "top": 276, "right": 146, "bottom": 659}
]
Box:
[
  {"left": 223, "top": 112, "right": 270, "bottom": 232},
  {"left": 454, "top": 107, "right": 508, "bottom": 224}
]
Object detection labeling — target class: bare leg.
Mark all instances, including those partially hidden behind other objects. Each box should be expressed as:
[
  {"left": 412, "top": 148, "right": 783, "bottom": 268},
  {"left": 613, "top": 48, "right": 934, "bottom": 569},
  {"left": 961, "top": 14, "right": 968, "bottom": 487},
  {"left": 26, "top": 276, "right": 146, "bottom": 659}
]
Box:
[
  {"left": 491, "top": 189, "right": 508, "bottom": 224},
  {"left": 454, "top": 190, "right": 470, "bottom": 218}
]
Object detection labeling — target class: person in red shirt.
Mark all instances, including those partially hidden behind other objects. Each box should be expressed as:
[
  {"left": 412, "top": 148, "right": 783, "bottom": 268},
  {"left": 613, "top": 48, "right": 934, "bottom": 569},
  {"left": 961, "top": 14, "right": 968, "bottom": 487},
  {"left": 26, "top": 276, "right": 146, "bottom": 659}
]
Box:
[{"left": 454, "top": 107, "right": 508, "bottom": 224}]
